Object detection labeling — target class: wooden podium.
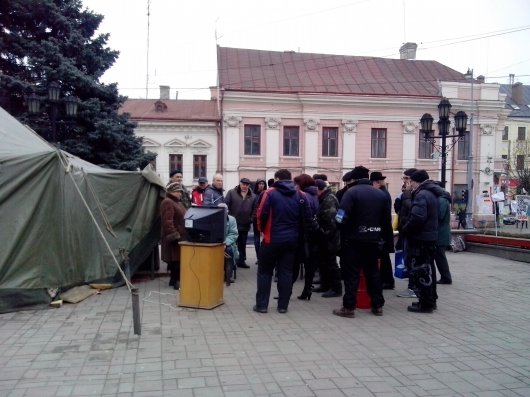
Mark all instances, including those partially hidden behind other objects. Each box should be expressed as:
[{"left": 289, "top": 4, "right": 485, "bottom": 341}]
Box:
[{"left": 178, "top": 242, "right": 225, "bottom": 309}]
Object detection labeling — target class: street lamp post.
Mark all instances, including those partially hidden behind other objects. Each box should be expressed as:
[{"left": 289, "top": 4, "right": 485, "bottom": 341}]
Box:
[
  {"left": 419, "top": 99, "right": 469, "bottom": 189},
  {"left": 25, "top": 81, "right": 78, "bottom": 143}
]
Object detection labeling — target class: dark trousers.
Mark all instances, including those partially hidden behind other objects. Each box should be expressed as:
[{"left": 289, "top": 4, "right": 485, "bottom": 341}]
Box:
[
  {"left": 167, "top": 261, "right": 180, "bottom": 284},
  {"left": 379, "top": 252, "right": 395, "bottom": 287},
  {"left": 299, "top": 242, "right": 321, "bottom": 290},
  {"left": 317, "top": 247, "right": 342, "bottom": 293},
  {"left": 407, "top": 242, "right": 437, "bottom": 309},
  {"left": 256, "top": 242, "right": 297, "bottom": 311},
  {"left": 236, "top": 230, "right": 249, "bottom": 264},
  {"left": 340, "top": 241, "right": 384, "bottom": 310},
  {"left": 434, "top": 245, "right": 452, "bottom": 282},
  {"left": 253, "top": 222, "right": 261, "bottom": 258}
]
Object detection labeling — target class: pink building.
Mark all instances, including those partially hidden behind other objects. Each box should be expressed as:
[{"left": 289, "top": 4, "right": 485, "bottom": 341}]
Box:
[
  {"left": 216, "top": 46, "right": 507, "bottom": 217},
  {"left": 125, "top": 45, "right": 508, "bottom": 221}
]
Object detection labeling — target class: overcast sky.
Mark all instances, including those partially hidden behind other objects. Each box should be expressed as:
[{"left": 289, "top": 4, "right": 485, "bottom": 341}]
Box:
[{"left": 83, "top": 0, "right": 530, "bottom": 100}]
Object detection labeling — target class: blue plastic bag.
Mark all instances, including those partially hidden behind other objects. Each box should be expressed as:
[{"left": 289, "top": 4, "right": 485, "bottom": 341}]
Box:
[{"left": 394, "top": 250, "right": 408, "bottom": 279}]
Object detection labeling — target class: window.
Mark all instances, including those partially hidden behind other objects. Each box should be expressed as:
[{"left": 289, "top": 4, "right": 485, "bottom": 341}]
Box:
[
  {"left": 418, "top": 131, "right": 434, "bottom": 159},
  {"left": 169, "top": 154, "right": 182, "bottom": 174},
  {"left": 371, "top": 128, "right": 386, "bottom": 158},
  {"left": 518, "top": 127, "right": 526, "bottom": 141},
  {"left": 283, "top": 126, "right": 299, "bottom": 156},
  {"left": 244, "top": 124, "right": 261, "bottom": 155},
  {"left": 457, "top": 135, "right": 469, "bottom": 160},
  {"left": 516, "top": 155, "right": 525, "bottom": 171},
  {"left": 322, "top": 127, "right": 338, "bottom": 157},
  {"left": 193, "top": 155, "right": 207, "bottom": 179},
  {"left": 502, "top": 126, "right": 509, "bottom": 141}
]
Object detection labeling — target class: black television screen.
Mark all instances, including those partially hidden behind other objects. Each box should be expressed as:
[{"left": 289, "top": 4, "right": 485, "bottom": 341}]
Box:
[{"left": 184, "top": 206, "right": 226, "bottom": 244}]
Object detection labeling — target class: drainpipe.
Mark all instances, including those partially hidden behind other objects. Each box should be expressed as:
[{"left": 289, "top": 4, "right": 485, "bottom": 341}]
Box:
[{"left": 216, "top": 86, "right": 223, "bottom": 174}]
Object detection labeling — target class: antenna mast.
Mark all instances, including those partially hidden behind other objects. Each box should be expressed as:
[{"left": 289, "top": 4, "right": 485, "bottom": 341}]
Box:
[{"left": 145, "top": 0, "right": 151, "bottom": 99}]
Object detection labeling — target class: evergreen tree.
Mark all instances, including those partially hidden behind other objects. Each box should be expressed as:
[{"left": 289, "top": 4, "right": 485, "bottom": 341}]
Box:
[{"left": 0, "top": 0, "right": 154, "bottom": 170}]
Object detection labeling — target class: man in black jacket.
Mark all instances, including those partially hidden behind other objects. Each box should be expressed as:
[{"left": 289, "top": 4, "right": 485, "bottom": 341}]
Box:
[
  {"left": 400, "top": 170, "right": 440, "bottom": 313},
  {"left": 333, "top": 166, "right": 394, "bottom": 318}
]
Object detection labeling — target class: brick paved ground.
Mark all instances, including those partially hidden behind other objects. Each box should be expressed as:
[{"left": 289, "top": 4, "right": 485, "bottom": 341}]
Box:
[{"left": 0, "top": 250, "right": 529, "bottom": 396}]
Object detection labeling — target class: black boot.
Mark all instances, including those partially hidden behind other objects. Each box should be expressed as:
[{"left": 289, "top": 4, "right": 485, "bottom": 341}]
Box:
[{"left": 297, "top": 287, "right": 312, "bottom": 301}]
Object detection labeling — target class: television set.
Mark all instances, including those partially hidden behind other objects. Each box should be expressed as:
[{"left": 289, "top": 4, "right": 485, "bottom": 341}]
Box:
[{"left": 184, "top": 206, "right": 227, "bottom": 244}]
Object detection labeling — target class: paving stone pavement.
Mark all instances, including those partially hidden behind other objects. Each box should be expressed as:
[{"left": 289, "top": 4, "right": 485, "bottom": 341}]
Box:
[{"left": 0, "top": 250, "right": 529, "bottom": 397}]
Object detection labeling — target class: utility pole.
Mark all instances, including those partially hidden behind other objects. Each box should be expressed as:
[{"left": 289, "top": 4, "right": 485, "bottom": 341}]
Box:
[{"left": 465, "top": 69, "right": 474, "bottom": 229}]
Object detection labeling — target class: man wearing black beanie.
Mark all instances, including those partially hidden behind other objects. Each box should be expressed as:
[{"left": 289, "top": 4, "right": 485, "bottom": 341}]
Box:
[{"left": 400, "top": 169, "right": 441, "bottom": 313}]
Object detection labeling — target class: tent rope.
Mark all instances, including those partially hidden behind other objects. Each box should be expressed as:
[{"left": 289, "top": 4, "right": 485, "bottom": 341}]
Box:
[{"left": 58, "top": 151, "right": 134, "bottom": 291}]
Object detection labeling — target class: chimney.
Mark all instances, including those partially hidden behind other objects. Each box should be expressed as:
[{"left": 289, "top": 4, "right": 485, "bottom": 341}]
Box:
[
  {"left": 399, "top": 42, "right": 417, "bottom": 60},
  {"left": 476, "top": 75, "right": 485, "bottom": 84},
  {"left": 509, "top": 74, "right": 515, "bottom": 85},
  {"left": 512, "top": 82, "right": 524, "bottom": 105},
  {"left": 159, "top": 85, "right": 170, "bottom": 100},
  {"left": 175, "top": 91, "right": 179, "bottom": 100}
]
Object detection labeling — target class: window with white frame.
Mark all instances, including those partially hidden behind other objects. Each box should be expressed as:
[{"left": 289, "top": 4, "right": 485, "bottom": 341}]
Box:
[
  {"left": 193, "top": 155, "right": 207, "bottom": 178},
  {"left": 244, "top": 124, "right": 261, "bottom": 155},
  {"left": 371, "top": 128, "right": 386, "bottom": 158},
  {"left": 283, "top": 126, "right": 299, "bottom": 156},
  {"left": 322, "top": 127, "right": 338, "bottom": 157}
]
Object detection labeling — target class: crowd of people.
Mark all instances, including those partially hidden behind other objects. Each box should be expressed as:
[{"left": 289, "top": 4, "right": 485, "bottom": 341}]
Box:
[{"left": 159, "top": 166, "right": 453, "bottom": 316}]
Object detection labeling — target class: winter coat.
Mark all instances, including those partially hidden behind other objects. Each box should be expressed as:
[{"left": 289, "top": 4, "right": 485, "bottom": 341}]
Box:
[
  {"left": 225, "top": 214, "right": 239, "bottom": 262},
  {"left": 301, "top": 186, "right": 319, "bottom": 241},
  {"left": 191, "top": 186, "right": 207, "bottom": 206},
  {"left": 395, "top": 189, "right": 413, "bottom": 232},
  {"left": 251, "top": 179, "right": 267, "bottom": 222},
  {"left": 160, "top": 195, "right": 188, "bottom": 262},
  {"left": 225, "top": 186, "right": 255, "bottom": 232},
  {"left": 436, "top": 192, "right": 452, "bottom": 246},
  {"left": 316, "top": 188, "right": 341, "bottom": 253},
  {"left": 257, "top": 180, "right": 314, "bottom": 244},
  {"left": 336, "top": 182, "right": 354, "bottom": 203},
  {"left": 203, "top": 186, "right": 225, "bottom": 206},
  {"left": 338, "top": 179, "right": 393, "bottom": 250},
  {"left": 401, "top": 180, "right": 440, "bottom": 242}
]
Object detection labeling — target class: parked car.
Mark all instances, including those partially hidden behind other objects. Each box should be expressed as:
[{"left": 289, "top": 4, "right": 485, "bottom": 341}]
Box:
[{"left": 503, "top": 216, "right": 517, "bottom": 225}]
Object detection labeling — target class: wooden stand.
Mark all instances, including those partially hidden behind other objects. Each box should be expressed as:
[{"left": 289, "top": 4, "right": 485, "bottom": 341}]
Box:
[{"left": 178, "top": 241, "right": 225, "bottom": 309}]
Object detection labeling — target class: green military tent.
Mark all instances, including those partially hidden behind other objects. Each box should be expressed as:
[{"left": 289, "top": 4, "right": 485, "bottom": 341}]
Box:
[{"left": 0, "top": 107, "right": 163, "bottom": 313}]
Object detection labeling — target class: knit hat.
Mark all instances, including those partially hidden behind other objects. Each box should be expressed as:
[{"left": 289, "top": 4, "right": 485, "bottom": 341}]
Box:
[
  {"left": 315, "top": 179, "right": 327, "bottom": 190},
  {"left": 167, "top": 182, "right": 184, "bottom": 192},
  {"left": 403, "top": 168, "right": 418, "bottom": 177},
  {"left": 410, "top": 170, "right": 430, "bottom": 183},
  {"left": 351, "top": 166, "right": 370, "bottom": 180}
]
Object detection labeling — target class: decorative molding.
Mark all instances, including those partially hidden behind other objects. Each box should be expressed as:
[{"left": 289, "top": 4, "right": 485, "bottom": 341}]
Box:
[
  {"left": 142, "top": 138, "right": 161, "bottom": 147},
  {"left": 304, "top": 118, "right": 320, "bottom": 131},
  {"left": 480, "top": 124, "right": 495, "bottom": 135},
  {"left": 189, "top": 139, "right": 212, "bottom": 149},
  {"left": 165, "top": 139, "right": 187, "bottom": 148},
  {"left": 342, "top": 119, "right": 358, "bottom": 133},
  {"left": 265, "top": 117, "right": 281, "bottom": 129},
  {"left": 402, "top": 121, "right": 417, "bottom": 134},
  {"left": 224, "top": 115, "right": 242, "bottom": 127}
]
